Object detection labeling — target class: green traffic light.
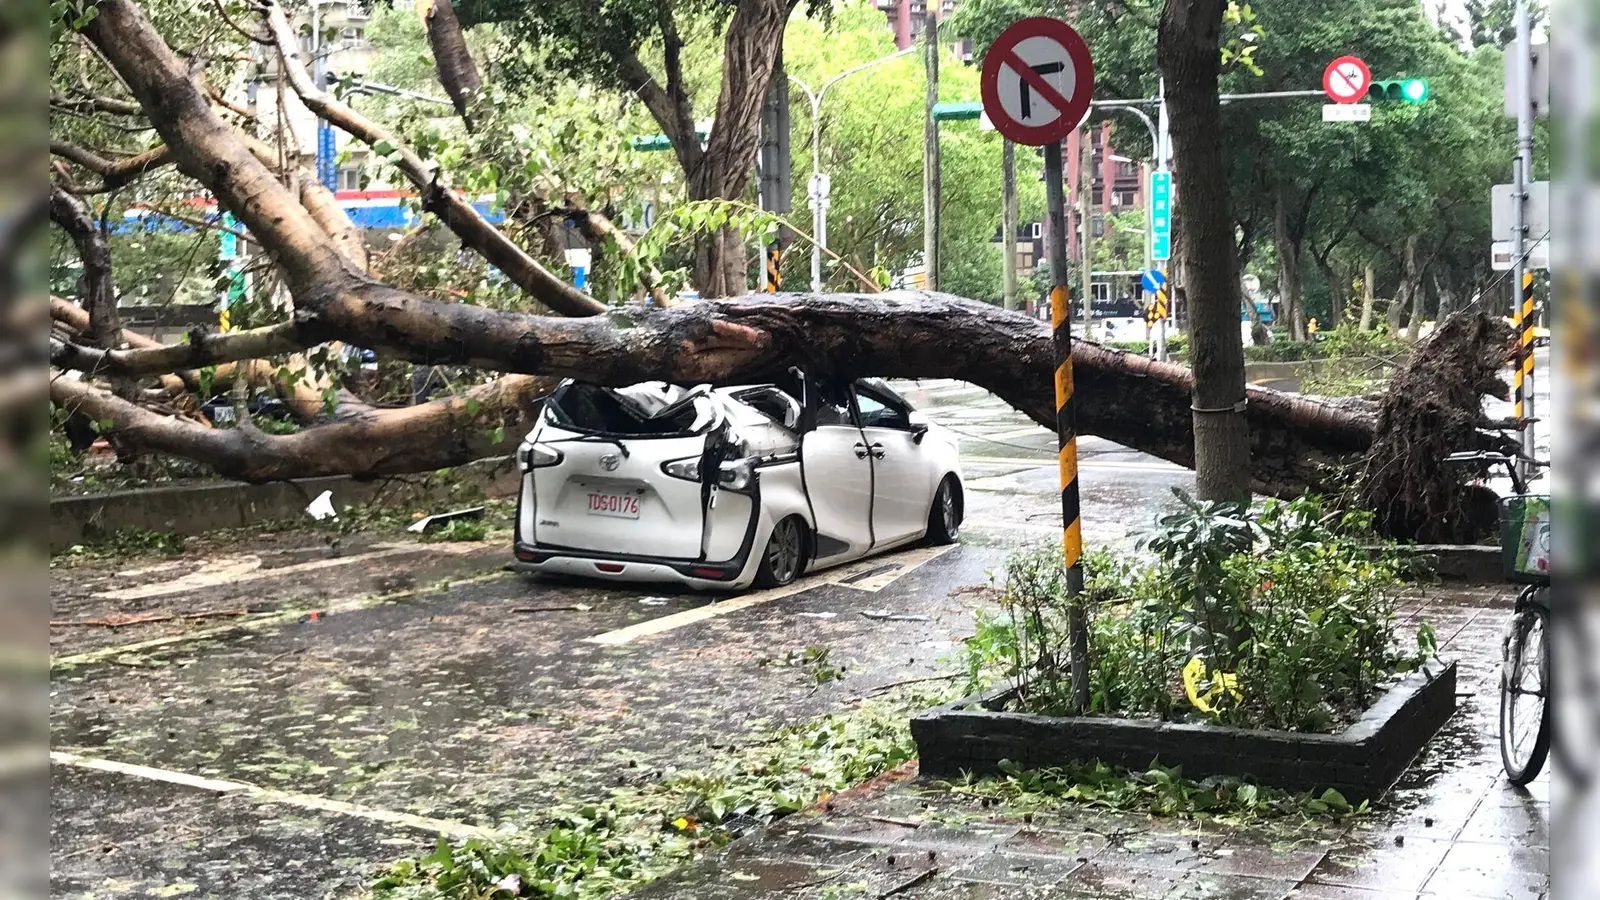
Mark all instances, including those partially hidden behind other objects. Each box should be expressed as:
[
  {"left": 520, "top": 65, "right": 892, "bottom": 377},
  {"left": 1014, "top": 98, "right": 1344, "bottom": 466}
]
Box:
[{"left": 1370, "top": 78, "right": 1430, "bottom": 103}]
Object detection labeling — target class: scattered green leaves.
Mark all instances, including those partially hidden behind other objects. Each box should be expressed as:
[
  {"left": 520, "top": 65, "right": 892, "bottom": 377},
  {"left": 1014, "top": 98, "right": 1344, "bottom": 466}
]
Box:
[{"left": 949, "top": 759, "right": 1368, "bottom": 822}]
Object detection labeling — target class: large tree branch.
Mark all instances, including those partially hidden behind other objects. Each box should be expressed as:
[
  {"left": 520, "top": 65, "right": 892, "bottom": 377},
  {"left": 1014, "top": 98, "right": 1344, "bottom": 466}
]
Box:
[
  {"left": 50, "top": 141, "right": 176, "bottom": 191},
  {"left": 50, "top": 319, "right": 318, "bottom": 376},
  {"left": 614, "top": 51, "right": 701, "bottom": 176},
  {"left": 52, "top": 371, "right": 557, "bottom": 482},
  {"left": 48, "top": 186, "right": 121, "bottom": 354},
  {"left": 417, "top": 0, "right": 483, "bottom": 126},
  {"left": 260, "top": 0, "right": 602, "bottom": 317}
]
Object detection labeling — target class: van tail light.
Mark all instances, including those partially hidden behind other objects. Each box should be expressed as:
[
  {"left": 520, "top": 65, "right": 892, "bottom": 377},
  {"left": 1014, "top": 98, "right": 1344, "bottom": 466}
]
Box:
[
  {"left": 689, "top": 567, "right": 727, "bottom": 579},
  {"left": 595, "top": 563, "right": 626, "bottom": 574},
  {"left": 517, "top": 443, "right": 563, "bottom": 471},
  {"left": 662, "top": 457, "right": 702, "bottom": 481}
]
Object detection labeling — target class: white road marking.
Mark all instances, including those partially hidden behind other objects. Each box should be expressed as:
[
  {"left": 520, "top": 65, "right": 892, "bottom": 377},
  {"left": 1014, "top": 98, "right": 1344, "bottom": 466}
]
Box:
[
  {"left": 54, "top": 569, "right": 512, "bottom": 669},
  {"left": 94, "top": 544, "right": 459, "bottom": 602},
  {"left": 583, "top": 544, "right": 956, "bottom": 646},
  {"left": 52, "top": 750, "right": 496, "bottom": 840}
]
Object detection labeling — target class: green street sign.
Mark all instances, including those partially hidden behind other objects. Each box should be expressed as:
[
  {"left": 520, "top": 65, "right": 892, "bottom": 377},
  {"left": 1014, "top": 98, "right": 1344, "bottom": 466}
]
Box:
[{"left": 931, "top": 101, "right": 983, "bottom": 122}]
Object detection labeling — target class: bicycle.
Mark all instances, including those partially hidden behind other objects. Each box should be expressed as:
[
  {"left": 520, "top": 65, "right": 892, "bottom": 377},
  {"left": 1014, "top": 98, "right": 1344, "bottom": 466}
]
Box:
[{"left": 1444, "top": 451, "right": 1552, "bottom": 786}]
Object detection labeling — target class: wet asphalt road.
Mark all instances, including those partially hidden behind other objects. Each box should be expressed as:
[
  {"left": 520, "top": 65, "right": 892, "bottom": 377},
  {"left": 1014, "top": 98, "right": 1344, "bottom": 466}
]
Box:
[{"left": 47, "top": 383, "right": 1548, "bottom": 899}]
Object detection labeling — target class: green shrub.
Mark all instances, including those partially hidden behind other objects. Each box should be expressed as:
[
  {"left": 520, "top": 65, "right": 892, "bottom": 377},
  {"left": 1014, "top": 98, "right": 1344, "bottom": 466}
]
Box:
[{"left": 966, "top": 492, "right": 1433, "bottom": 732}]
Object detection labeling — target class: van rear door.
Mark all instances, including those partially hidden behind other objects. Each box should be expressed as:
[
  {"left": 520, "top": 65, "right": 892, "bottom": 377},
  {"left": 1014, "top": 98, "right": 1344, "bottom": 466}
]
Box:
[{"left": 529, "top": 383, "right": 718, "bottom": 561}]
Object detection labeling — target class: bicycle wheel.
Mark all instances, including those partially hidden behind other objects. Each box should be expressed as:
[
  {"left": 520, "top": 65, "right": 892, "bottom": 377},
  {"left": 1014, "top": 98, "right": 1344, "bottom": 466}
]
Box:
[{"left": 1501, "top": 601, "right": 1552, "bottom": 786}]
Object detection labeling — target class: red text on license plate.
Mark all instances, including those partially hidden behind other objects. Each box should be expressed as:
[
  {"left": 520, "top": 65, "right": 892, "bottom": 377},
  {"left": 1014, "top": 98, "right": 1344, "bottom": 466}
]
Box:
[{"left": 586, "top": 492, "right": 640, "bottom": 518}]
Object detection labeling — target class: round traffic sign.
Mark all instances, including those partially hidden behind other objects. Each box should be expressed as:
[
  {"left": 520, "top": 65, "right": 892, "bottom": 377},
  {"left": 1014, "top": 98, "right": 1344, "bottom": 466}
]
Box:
[
  {"left": 1322, "top": 55, "right": 1371, "bottom": 104},
  {"left": 1140, "top": 269, "right": 1167, "bottom": 294},
  {"left": 980, "top": 17, "right": 1094, "bottom": 146}
]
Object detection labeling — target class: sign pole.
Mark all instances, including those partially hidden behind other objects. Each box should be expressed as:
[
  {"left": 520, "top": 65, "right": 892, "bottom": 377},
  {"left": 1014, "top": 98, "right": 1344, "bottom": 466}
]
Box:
[
  {"left": 982, "top": 14, "right": 1094, "bottom": 714},
  {"left": 1511, "top": 0, "right": 1535, "bottom": 476},
  {"left": 1045, "top": 139, "right": 1089, "bottom": 712}
]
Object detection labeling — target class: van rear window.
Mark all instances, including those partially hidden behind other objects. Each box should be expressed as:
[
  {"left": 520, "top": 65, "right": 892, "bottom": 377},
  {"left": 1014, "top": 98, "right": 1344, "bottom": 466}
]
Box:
[{"left": 547, "top": 383, "right": 713, "bottom": 436}]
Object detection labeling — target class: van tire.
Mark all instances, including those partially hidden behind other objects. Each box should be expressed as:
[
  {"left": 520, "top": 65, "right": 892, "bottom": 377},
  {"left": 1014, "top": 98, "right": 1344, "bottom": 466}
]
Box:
[
  {"left": 755, "top": 516, "right": 807, "bottom": 589},
  {"left": 926, "top": 476, "right": 962, "bottom": 545}
]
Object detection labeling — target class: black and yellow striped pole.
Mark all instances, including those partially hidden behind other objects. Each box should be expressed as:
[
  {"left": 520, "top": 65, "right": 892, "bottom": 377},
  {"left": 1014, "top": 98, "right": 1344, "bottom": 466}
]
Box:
[
  {"left": 1514, "top": 272, "right": 1536, "bottom": 468},
  {"left": 764, "top": 243, "right": 782, "bottom": 293},
  {"left": 1043, "top": 138, "right": 1089, "bottom": 713}
]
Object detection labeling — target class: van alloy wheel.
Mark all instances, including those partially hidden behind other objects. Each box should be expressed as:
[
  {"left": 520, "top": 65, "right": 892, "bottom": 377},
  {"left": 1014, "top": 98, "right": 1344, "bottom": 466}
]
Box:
[{"left": 765, "top": 518, "right": 803, "bottom": 586}]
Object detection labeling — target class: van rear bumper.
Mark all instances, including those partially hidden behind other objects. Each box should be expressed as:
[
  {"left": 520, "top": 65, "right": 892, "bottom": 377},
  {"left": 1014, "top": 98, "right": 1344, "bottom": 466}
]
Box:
[{"left": 513, "top": 541, "right": 755, "bottom": 589}]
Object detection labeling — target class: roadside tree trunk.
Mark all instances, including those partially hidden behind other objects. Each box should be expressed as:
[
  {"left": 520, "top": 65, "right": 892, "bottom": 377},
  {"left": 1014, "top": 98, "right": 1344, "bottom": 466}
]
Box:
[
  {"left": 1388, "top": 235, "right": 1419, "bottom": 334},
  {"left": 1273, "top": 185, "right": 1312, "bottom": 342},
  {"left": 1360, "top": 264, "right": 1375, "bottom": 330},
  {"left": 1158, "top": 0, "right": 1251, "bottom": 502}
]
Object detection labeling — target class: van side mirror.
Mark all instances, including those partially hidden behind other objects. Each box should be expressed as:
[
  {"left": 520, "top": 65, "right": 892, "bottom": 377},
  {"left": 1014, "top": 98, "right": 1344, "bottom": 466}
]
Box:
[{"left": 908, "top": 410, "right": 931, "bottom": 444}]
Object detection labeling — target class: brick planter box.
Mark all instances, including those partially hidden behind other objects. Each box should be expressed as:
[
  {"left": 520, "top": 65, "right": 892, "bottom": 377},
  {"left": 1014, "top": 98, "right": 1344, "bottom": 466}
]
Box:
[{"left": 912, "top": 659, "right": 1456, "bottom": 804}]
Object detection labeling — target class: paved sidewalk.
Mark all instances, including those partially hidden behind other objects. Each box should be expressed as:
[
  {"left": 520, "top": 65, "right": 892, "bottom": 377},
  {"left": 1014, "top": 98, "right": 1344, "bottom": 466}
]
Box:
[{"left": 631, "top": 585, "right": 1550, "bottom": 900}]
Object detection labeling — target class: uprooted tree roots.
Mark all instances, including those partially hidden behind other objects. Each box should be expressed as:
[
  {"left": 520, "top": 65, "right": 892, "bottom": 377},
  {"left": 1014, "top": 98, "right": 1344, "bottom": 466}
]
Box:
[{"left": 1355, "top": 312, "right": 1520, "bottom": 544}]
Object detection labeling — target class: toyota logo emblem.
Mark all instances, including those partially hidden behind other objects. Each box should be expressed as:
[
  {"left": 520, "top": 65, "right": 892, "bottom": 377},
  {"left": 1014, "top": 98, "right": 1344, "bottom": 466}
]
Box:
[{"left": 600, "top": 454, "right": 621, "bottom": 472}]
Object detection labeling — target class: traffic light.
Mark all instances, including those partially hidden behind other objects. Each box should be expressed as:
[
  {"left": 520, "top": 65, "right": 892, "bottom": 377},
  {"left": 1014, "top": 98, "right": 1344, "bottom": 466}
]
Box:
[{"left": 1369, "top": 78, "right": 1430, "bottom": 103}]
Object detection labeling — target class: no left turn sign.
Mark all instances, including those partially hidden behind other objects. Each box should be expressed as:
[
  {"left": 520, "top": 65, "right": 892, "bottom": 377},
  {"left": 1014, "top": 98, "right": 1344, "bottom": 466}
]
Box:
[
  {"left": 1322, "top": 55, "right": 1371, "bottom": 104},
  {"left": 980, "top": 17, "right": 1094, "bottom": 146}
]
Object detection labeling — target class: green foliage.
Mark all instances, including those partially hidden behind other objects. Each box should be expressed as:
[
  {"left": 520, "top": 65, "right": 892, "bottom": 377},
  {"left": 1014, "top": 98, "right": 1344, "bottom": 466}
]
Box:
[
  {"left": 373, "top": 688, "right": 942, "bottom": 899},
  {"left": 757, "top": 645, "right": 843, "bottom": 684},
  {"left": 965, "top": 494, "right": 1432, "bottom": 732},
  {"left": 57, "top": 527, "right": 186, "bottom": 560},
  {"left": 950, "top": 758, "right": 1367, "bottom": 820},
  {"left": 426, "top": 518, "right": 489, "bottom": 542},
  {"left": 779, "top": 5, "right": 1044, "bottom": 294}
]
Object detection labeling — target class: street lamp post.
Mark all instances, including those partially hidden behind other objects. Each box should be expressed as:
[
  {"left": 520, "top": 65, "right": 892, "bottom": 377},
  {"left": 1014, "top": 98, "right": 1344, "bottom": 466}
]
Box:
[{"left": 789, "top": 47, "right": 916, "bottom": 292}]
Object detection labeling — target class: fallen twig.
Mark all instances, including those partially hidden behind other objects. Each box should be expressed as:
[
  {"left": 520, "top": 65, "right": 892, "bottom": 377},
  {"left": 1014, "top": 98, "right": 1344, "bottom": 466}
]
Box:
[
  {"left": 862, "top": 672, "right": 962, "bottom": 699},
  {"left": 878, "top": 866, "right": 937, "bottom": 897},
  {"left": 864, "top": 815, "right": 923, "bottom": 828},
  {"left": 511, "top": 604, "right": 592, "bottom": 613},
  {"left": 51, "top": 608, "right": 248, "bottom": 628}
]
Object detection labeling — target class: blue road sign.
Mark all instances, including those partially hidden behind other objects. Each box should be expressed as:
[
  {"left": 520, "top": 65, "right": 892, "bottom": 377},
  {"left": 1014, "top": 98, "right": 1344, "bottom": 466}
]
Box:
[
  {"left": 1140, "top": 268, "right": 1167, "bottom": 294},
  {"left": 316, "top": 122, "right": 338, "bottom": 193},
  {"left": 1150, "top": 171, "right": 1172, "bottom": 261}
]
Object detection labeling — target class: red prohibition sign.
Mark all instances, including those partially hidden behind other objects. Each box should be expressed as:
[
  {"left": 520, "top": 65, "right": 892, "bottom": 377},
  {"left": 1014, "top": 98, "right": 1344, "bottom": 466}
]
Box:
[
  {"left": 980, "top": 17, "right": 1094, "bottom": 146},
  {"left": 1322, "top": 55, "right": 1371, "bottom": 104}
]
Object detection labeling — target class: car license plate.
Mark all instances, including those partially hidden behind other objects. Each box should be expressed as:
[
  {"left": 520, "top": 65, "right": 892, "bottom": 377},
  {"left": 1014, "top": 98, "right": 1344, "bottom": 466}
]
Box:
[{"left": 586, "top": 491, "right": 640, "bottom": 519}]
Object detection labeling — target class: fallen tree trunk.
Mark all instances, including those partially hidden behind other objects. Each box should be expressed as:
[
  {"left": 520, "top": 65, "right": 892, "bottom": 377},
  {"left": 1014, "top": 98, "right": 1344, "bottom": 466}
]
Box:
[{"left": 53, "top": 291, "right": 1373, "bottom": 495}]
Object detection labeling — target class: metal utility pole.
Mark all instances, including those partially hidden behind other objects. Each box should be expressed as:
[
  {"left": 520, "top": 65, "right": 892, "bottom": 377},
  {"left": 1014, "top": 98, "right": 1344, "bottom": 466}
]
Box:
[
  {"left": 1079, "top": 125, "right": 1094, "bottom": 329},
  {"left": 791, "top": 48, "right": 914, "bottom": 293},
  {"left": 1002, "top": 140, "right": 1018, "bottom": 310},
  {"left": 759, "top": 47, "right": 792, "bottom": 292},
  {"left": 922, "top": 13, "right": 941, "bottom": 291},
  {"left": 1511, "top": 0, "right": 1536, "bottom": 473},
  {"left": 1156, "top": 79, "right": 1172, "bottom": 357}
]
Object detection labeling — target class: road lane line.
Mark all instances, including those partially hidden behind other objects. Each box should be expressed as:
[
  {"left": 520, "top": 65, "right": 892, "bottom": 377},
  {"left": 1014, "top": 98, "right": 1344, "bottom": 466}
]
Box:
[
  {"left": 54, "top": 569, "right": 512, "bottom": 669},
  {"left": 94, "top": 544, "right": 449, "bottom": 602},
  {"left": 583, "top": 544, "right": 956, "bottom": 646},
  {"left": 52, "top": 749, "right": 496, "bottom": 840}
]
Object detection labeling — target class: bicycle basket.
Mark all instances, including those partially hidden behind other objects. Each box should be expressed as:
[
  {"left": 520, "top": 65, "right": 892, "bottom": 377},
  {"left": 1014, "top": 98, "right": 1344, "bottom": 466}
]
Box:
[{"left": 1499, "top": 494, "right": 1552, "bottom": 584}]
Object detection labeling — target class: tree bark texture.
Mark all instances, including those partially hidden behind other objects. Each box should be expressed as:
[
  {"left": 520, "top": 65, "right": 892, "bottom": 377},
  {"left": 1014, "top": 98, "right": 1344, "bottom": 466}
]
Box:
[
  {"left": 1158, "top": 0, "right": 1251, "bottom": 502},
  {"left": 1360, "top": 264, "right": 1375, "bottom": 330},
  {"left": 683, "top": 0, "right": 787, "bottom": 297},
  {"left": 1274, "top": 186, "right": 1305, "bottom": 342},
  {"left": 418, "top": 0, "right": 482, "bottom": 125}
]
